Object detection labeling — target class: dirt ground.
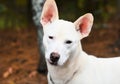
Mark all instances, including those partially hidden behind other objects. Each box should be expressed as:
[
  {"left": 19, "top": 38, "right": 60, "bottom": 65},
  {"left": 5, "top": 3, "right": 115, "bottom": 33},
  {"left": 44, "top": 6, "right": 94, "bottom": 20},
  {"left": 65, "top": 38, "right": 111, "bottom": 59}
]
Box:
[{"left": 0, "top": 22, "right": 120, "bottom": 84}]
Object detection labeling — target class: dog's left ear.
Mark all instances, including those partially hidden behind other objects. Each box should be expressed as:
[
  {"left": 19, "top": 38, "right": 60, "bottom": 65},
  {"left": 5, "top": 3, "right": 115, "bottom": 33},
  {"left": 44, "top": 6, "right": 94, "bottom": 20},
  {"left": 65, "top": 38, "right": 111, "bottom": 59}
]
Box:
[
  {"left": 74, "top": 13, "right": 94, "bottom": 38},
  {"left": 40, "top": 0, "right": 59, "bottom": 26}
]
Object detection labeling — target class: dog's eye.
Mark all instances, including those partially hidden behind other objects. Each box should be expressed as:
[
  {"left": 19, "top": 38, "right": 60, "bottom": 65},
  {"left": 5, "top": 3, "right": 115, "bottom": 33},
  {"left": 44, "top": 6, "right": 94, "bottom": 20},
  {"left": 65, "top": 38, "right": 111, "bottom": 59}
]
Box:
[
  {"left": 65, "top": 40, "right": 72, "bottom": 44},
  {"left": 48, "top": 36, "right": 54, "bottom": 39}
]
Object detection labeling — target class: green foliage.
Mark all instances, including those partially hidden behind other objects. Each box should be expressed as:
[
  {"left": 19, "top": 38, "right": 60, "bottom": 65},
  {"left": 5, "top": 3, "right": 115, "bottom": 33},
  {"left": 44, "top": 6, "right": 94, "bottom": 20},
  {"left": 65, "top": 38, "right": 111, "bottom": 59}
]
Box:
[
  {"left": 16, "top": 0, "right": 27, "bottom": 6},
  {"left": 77, "top": 0, "right": 117, "bottom": 23},
  {"left": 57, "top": 0, "right": 117, "bottom": 23},
  {"left": 0, "top": 0, "right": 28, "bottom": 30},
  {"left": 77, "top": 0, "right": 84, "bottom": 8},
  {"left": 0, "top": 0, "right": 118, "bottom": 30},
  {"left": 0, "top": 4, "right": 7, "bottom": 13}
]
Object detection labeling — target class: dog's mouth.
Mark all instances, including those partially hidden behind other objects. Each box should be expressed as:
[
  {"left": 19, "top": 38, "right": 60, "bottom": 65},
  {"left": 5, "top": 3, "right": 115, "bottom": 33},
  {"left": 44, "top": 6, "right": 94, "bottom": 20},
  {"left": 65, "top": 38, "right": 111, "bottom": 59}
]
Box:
[{"left": 48, "top": 59, "right": 58, "bottom": 66}]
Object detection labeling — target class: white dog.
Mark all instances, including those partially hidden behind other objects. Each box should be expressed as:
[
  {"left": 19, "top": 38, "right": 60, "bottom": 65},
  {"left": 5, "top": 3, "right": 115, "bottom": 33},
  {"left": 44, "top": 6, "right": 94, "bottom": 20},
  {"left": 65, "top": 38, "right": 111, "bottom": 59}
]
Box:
[{"left": 40, "top": 0, "right": 120, "bottom": 84}]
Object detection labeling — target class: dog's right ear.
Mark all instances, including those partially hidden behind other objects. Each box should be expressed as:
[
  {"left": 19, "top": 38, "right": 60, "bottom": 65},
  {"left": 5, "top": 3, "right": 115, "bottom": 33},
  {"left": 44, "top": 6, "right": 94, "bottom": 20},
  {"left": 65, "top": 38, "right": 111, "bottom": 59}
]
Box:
[
  {"left": 40, "top": 0, "right": 59, "bottom": 26},
  {"left": 74, "top": 13, "right": 94, "bottom": 39}
]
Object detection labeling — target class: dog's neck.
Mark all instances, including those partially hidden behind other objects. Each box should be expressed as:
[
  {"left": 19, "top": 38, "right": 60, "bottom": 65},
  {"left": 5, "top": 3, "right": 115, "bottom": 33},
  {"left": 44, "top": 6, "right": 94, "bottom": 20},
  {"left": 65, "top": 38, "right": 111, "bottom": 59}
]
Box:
[{"left": 47, "top": 43, "right": 89, "bottom": 84}]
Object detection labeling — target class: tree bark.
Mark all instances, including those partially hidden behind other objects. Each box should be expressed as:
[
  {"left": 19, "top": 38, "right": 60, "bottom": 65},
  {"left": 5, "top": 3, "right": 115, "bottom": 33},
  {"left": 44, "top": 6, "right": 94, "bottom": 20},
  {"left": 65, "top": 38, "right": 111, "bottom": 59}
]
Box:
[{"left": 31, "top": 0, "right": 47, "bottom": 74}]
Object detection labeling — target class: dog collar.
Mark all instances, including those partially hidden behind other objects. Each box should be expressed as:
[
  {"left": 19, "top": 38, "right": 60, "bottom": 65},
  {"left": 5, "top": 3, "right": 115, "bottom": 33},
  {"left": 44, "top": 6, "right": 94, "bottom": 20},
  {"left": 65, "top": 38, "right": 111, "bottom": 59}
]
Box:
[
  {"left": 65, "top": 70, "right": 78, "bottom": 84},
  {"left": 49, "top": 69, "right": 78, "bottom": 84},
  {"left": 50, "top": 75, "right": 55, "bottom": 84}
]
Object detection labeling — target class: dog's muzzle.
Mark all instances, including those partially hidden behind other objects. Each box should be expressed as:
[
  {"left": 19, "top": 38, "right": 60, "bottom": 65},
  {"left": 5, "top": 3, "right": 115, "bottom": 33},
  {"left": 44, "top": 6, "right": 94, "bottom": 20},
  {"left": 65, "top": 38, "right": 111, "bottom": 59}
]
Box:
[{"left": 49, "top": 52, "right": 60, "bottom": 65}]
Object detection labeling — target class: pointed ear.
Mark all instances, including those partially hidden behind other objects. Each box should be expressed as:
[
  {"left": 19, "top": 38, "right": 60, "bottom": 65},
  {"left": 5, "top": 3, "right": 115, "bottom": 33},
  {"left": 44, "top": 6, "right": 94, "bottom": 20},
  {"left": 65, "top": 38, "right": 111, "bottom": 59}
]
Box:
[
  {"left": 40, "top": 0, "right": 59, "bottom": 26},
  {"left": 74, "top": 13, "right": 94, "bottom": 38}
]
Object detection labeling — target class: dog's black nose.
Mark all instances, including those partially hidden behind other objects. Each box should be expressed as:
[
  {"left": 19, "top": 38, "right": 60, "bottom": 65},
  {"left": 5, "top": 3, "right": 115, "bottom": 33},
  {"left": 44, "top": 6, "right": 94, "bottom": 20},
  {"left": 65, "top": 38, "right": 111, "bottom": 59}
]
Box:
[{"left": 50, "top": 52, "right": 60, "bottom": 65}]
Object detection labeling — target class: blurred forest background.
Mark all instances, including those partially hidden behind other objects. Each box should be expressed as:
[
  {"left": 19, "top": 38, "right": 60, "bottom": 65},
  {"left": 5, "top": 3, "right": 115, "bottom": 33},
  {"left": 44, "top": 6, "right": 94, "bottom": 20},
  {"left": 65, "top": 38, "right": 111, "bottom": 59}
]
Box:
[
  {"left": 0, "top": 0, "right": 120, "bottom": 29},
  {"left": 0, "top": 0, "right": 120, "bottom": 84}
]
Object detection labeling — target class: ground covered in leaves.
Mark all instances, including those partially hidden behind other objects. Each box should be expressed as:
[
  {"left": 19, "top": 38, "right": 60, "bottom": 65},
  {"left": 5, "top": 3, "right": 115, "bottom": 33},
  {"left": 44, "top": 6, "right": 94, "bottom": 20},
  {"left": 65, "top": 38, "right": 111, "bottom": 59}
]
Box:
[{"left": 0, "top": 22, "right": 120, "bottom": 84}]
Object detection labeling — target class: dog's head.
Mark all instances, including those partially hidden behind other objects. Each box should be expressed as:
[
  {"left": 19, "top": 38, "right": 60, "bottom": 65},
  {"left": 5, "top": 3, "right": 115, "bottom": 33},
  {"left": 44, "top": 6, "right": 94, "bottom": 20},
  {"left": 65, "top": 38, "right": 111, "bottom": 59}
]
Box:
[{"left": 40, "top": 0, "right": 94, "bottom": 66}]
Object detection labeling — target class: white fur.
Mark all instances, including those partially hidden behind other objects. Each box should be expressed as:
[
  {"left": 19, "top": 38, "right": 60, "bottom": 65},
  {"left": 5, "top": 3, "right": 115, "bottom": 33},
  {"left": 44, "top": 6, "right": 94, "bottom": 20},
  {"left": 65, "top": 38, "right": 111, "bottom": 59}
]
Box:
[
  {"left": 43, "top": 20, "right": 120, "bottom": 84},
  {"left": 41, "top": 0, "right": 120, "bottom": 84}
]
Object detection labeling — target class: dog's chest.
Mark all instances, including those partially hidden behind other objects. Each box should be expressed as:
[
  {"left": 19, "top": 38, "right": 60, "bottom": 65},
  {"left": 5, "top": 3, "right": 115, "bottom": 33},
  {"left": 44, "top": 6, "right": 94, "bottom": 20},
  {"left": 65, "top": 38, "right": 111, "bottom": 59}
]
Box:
[{"left": 48, "top": 69, "right": 79, "bottom": 84}]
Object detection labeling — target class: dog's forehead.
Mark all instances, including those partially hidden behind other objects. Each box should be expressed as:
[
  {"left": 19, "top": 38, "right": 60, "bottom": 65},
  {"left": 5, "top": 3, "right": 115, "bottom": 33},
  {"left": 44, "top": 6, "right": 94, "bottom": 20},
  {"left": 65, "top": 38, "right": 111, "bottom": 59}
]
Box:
[{"left": 44, "top": 20, "right": 79, "bottom": 39}]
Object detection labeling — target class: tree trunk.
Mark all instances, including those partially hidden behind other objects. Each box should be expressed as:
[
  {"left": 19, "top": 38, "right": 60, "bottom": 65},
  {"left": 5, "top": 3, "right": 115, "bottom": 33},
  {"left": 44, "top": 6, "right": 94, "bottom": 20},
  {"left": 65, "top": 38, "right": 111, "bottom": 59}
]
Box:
[{"left": 31, "top": 0, "right": 47, "bottom": 74}]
